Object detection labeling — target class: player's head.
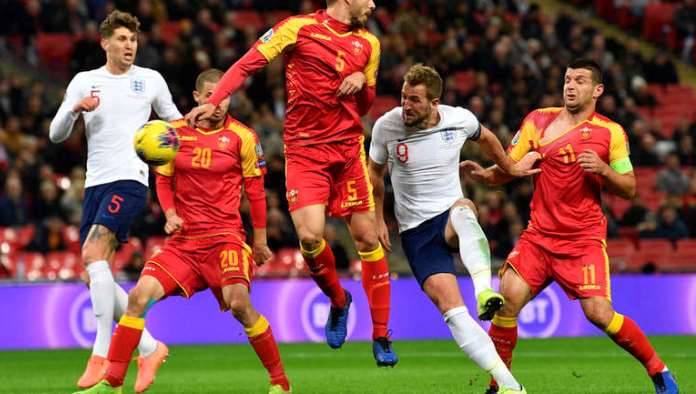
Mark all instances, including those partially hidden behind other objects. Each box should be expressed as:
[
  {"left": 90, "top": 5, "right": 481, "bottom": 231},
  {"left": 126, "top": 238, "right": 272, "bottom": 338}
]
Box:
[
  {"left": 401, "top": 64, "right": 442, "bottom": 128},
  {"left": 193, "top": 69, "right": 229, "bottom": 124},
  {"left": 327, "top": 0, "right": 376, "bottom": 29},
  {"left": 563, "top": 58, "right": 604, "bottom": 114},
  {"left": 99, "top": 10, "right": 139, "bottom": 70}
]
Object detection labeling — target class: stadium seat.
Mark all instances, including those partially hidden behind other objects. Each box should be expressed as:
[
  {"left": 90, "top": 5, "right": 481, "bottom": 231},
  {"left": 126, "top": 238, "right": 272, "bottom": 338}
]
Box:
[
  {"left": 44, "top": 251, "right": 81, "bottom": 280},
  {"left": 627, "top": 249, "right": 671, "bottom": 271},
  {"left": 368, "top": 96, "right": 399, "bottom": 122},
  {"left": 453, "top": 71, "right": 476, "bottom": 96},
  {"left": 144, "top": 236, "right": 167, "bottom": 259},
  {"left": 20, "top": 252, "right": 47, "bottom": 281},
  {"left": 606, "top": 239, "right": 636, "bottom": 272},
  {"left": 638, "top": 238, "right": 674, "bottom": 253},
  {"left": 676, "top": 239, "right": 696, "bottom": 252},
  {"left": 256, "top": 247, "right": 308, "bottom": 278},
  {"left": 231, "top": 10, "right": 265, "bottom": 31},
  {"left": 61, "top": 225, "right": 81, "bottom": 254},
  {"left": 36, "top": 33, "right": 74, "bottom": 76}
]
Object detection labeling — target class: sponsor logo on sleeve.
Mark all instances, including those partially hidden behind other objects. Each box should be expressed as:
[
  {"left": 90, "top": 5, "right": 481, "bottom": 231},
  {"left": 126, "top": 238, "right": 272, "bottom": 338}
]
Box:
[{"left": 260, "top": 28, "right": 274, "bottom": 43}]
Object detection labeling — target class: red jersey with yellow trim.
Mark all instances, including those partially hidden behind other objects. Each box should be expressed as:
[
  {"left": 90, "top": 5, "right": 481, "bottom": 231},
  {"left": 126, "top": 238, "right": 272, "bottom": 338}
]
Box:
[
  {"left": 254, "top": 10, "right": 380, "bottom": 146},
  {"left": 156, "top": 117, "right": 266, "bottom": 236},
  {"left": 508, "top": 108, "right": 633, "bottom": 239}
]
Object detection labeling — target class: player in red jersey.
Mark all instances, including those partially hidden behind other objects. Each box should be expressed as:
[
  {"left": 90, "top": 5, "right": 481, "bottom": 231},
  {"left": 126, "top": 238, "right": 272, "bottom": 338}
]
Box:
[
  {"left": 462, "top": 59, "right": 679, "bottom": 394},
  {"left": 186, "top": 0, "right": 397, "bottom": 366},
  {"left": 75, "top": 69, "right": 291, "bottom": 394}
]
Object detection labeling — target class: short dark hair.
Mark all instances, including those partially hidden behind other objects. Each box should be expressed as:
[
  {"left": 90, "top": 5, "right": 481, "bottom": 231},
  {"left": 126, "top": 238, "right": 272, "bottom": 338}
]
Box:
[
  {"left": 567, "top": 58, "right": 603, "bottom": 85},
  {"left": 404, "top": 64, "right": 443, "bottom": 100},
  {"left": 99, "top": 10, "right": 140, "bottom": 38},
  {"left": 195, "top": 69, "right": 224, "bottom": 91}
]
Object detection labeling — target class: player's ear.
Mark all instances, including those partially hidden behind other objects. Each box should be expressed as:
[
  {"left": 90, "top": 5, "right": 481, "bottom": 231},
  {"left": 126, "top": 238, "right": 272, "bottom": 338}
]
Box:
[
  {"left": 593, "top": 83, "right": 604, "bottom": 100},
  {"left": 192, "top": 90, "right": 200, "bottom": 103},
  {"left": 100, "top": 38, "right": 108, "bottom": 51}
]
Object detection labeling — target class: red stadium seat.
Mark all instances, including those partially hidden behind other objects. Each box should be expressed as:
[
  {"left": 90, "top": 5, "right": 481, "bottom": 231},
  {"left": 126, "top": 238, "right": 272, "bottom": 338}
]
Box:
[
  {"left": 638, "top": 238, "right": 674, "bottom": 253},
  {"left": 606, "top": 239, "right": 636, "bottom": 272},
  {"left": 232, "top": 10, "right": 265, "bottom": 31},
  {"left": 112, "top": 237, "right": 144, "bottom": 273},
  {"left": 661, "top": 249, "right": 696, "bottom": 272},
  {"left": 368, "top": 95, "right": 399, "bottom": 122},
  {"left": 453, "top": 71, "right": 476, "bottom": 96},
  {"left": 44, "top": 251, "right": 81, "bottom": 280},
  {"left": 36, "top": 33, "right": 74, "bottom": 72},
  {"left": 21, "top": 252, "right": 47, "bottom": 281},
  {"left": 62, "top": 225, "right": 81, "bottom": 254},
  {"left": 627, "top": 249, "right": 670, "bottom": 271},
  {"left": 676, "top": 239, "right": 696, "bottom": 252},
  {"left": 255, "top": 247, "right": 309, "bottom": 278}
]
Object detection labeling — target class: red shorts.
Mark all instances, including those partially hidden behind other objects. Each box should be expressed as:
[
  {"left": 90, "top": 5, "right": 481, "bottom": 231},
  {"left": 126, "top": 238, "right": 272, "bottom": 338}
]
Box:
[
  {"left": 502, "top": 229, "right": 611, "bottom": 300},
  {"left": 141, "top": 233, "right": 253, "bottom": 309},
  {"left": 284, "top": 138, "right": 374, "bottom": 217}
]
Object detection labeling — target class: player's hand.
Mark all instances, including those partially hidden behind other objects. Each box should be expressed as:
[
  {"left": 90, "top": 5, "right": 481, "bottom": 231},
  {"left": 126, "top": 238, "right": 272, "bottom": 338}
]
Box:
[
  {"left": 164, "top": 211, "right": 184, "bottom": 234},
  {"left": 508, "top": 152, "right": 542, "bottom": 177},
  {"left": 72, "top": 96, "right": 99, "bottom": 113},
  {"left": 377, "top": 218, "right": 391, "bottom": 253},
  {"left": 459, "top": 160, "right": 490, "bottom": 182},
  {"left": 185, "top": 103, "right": 216, "bottom": 126},
  {"left": 578, "top": 149, "right": 609, "bottom": 176},
  {"left": 252, "top": 243, "right": 273, "bottom": 266},
  {"left": 337, "top": 72, "right": 366, "bottom": 97}
]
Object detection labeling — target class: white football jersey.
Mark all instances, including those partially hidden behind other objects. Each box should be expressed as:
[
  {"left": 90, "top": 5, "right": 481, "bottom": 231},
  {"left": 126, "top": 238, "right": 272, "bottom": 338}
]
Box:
[
  {"left": 50, "top": 65, "right": 181, "bottom": 188},
  {"left": 369, "top": 105, "right": 481, "bottom": 232}
]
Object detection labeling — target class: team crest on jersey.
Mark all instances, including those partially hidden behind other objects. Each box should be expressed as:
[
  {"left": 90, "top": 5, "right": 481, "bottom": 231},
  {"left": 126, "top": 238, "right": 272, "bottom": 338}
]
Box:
[
  {"left": 255, "top": 143, "right": 266, "bottom": 169},
  {"left": 580, "top": 126, "right": 591, "bottom": 139},
  {"left": 352, "top": 40, "right": 363, "bottom": 55},
  {"left": 440, "top": 128, "right": 456, "bottom": 144},
  {"left": 511, "top": 130, "right": 521, "bottom": 146},
  {"left": 217, "top": 135, "right": 230, "bottom": 149},
  {"left": 130, "top": 79, "right": 145, "bottom": 94},
  {"left": 287, "top": 189, "right": 299, "bottom": 204},
  {"left": 260, "top": 28, "right": 274, "bottom": 43}
]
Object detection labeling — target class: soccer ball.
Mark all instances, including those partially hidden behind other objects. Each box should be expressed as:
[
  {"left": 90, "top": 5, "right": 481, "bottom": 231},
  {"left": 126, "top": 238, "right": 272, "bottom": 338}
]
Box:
[{"left": 133, "top": 120, "right": 180, "bottom": 166}]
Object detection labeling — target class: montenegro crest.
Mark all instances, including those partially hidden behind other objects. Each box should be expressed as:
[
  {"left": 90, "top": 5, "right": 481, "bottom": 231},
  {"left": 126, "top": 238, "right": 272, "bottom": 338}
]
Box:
[
  {"left": 217, "top": 135, "right": 230, "bottom": 149},
  {"left": 580, "top": 126, "right": 591, "bottom": 140}
]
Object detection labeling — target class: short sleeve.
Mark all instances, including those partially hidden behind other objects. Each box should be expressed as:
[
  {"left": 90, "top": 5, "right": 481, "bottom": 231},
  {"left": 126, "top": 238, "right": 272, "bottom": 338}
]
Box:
[
  {"left": 238, "top": 129, "right": 266, "bottom": 178},
  {"left": 609, "top": 124, "right": 633, "bottom": 174},
  {"left": 255, "top": 16, "right": 315, "bottom": 62},
  {"left": 457, "top": 107, "right": 481, "bottom": 140},
  {"left": 369, "top": 115, "right": 389, "bottom": 165},
  {"left": 508, "top": 112, "right": 539, "bottom": 162}
]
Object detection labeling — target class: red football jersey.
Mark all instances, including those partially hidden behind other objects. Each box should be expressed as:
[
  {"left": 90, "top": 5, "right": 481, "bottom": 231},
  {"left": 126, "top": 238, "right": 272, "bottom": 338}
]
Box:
[
  {"left": 508, "top": 108, "right": 633, "bottom": 240},
  {"left": 155, "top": 117, "right": 266, "bottom": 236},
  {"left": 236, "top": 10, "right": 380, "bottom": 146}
]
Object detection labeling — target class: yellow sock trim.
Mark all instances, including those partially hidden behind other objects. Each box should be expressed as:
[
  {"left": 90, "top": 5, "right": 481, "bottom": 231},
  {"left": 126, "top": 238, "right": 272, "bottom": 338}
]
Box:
[
  {"left": 119, "top": 315, "right": 145, "bottom": 330},
  {"left": 605, "top": 312, "right": 624, "bottom": 335},
  {"left": 492, "top": 315, "right": 517, "bottom": 328},
  {"left": 245, "top": 315, "right": 270, "bottom": 338},
  {"left": 300, "top": 239, "right": 326, "bottom": 259},
  {"left": 358, "top": 244, "right": 385, "bottom": 262}
]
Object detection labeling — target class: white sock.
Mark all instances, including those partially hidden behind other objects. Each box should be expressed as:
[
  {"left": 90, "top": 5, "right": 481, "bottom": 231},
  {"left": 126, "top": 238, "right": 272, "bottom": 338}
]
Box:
[
  {"left": 444, "top": 306, "right": 521, "bottom": 390},
  {"left": 450, "top": 205, "right": 492, "bottom": 297},
  {"left": 113, "top": 284, "right": 158, "bottom": 357},
  {"left": 86, "top": 260, "right": 115, "bottom": 357}
]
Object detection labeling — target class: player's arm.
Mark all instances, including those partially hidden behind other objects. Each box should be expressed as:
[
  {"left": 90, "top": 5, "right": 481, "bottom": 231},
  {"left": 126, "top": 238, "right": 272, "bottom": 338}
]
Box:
[
  {"left": 343, "top": 34, "right": 380, "bottom": 115},
  {"left": 154, "top": 163, "right": 183, "bottom": 234},
  {"left": 578, "top": 125, "right": 636, "bottom": 199},
  {"left": 367, "top": 119, "right": 391, "bottom": 251},
  {"left": 187, "top": 18, "right": 306, "bottom": 123},
  {"left": 152, "top": 72, "right": 183, "bottom": 121},
  {"left": 49, "top": 74, "right": 95, "bottom": 143},
  {"left": 239, "top": 130, "right": 272, "bottom": 265}
]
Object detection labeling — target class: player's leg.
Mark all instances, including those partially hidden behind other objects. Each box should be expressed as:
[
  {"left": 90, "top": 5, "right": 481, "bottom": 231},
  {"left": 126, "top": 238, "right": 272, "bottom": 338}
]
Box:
[
  {"left": 74, "top": 274, "right": 166, "bottom": 394},
  {"left": 223, "top": 284, "right": 291, "bottom": 393},
  {"left": 444, "top": 199, "right": 504, "bottom": 320},
  {"left": 424, "top": 273, "right": 525, "bottom": 393}
]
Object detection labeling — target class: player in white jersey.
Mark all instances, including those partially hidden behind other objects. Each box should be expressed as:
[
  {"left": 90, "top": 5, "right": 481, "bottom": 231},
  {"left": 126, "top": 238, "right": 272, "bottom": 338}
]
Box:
[
  {"left": 49, "top": 10, "right": 180, "bottom": 392},
  {"left": 368, "top": 65, "right": 538, "bottom": 394}
]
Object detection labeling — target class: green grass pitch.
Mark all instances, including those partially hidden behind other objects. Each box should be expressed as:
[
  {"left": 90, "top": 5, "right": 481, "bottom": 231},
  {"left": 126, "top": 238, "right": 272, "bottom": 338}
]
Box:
[{"left": 0, "top": 337, "right": 692, "bottom": 393}]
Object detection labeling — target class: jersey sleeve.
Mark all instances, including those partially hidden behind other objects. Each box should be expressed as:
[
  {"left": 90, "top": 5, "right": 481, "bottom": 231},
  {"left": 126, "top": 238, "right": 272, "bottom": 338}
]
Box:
[
  {"left": 238, "top": 129, "right": 266, "bottom": 178},
  {"left": 369, "top": 114, "right": 389, "bottom": 165},
  {"left": 508, "top": 112, "right": 540, "bottom": 162},
  {"left": 154, "top": 160, "right": 174, "bottom": 177},
  {"left": 152, "top": 72, "right": 182, "bottom": 121},
  {"left": 255, "top": 16, "right": 314, "bottom": 63},
  {"left": 49, "top": 73, "right": 85, "bottom": 143},
  {"left": 608, "top": 123, "right": 633, "bottom": 174},
  {"left": 362, "top": 33, "right": 380, "bottom": 87},
  {"left": 458, "top": 107, "right": 481, "bottom": 141}
]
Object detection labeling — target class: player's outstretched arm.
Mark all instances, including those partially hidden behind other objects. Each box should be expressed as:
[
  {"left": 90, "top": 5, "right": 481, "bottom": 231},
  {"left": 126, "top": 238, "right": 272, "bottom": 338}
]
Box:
[
  {"left": 367, "top": 158, "right": 391, "bottom": 252},
  {"left": 475, "top": 126, "right": 541, "bottom": 178},
  {"left": 461, "top": 152, "right": 541, "bottom": 186},
  {"left": 578, "top": 149, "right": 636, "bottom": 199}
]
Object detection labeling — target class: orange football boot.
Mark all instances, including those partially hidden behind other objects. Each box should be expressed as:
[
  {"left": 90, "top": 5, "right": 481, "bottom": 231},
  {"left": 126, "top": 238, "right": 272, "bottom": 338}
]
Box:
[
  {"left": 134, "top": 341, "right": 169, "bottom": 393},
  {"left": 77, "top": 355, "right": 109, "bottom": 388}
]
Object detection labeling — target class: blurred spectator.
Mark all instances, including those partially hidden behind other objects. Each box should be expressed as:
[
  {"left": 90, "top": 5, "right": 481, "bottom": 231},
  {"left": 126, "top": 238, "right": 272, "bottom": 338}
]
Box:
[
  {"left": 325, "top": 222, "right": 349, "bottom": 273},
  {"left": 619, "top": 194, "right": 649, "bottom": 227},
  {"left": 673, "top": 0, "right": 696, "bottom": 63},
  {"left": 656, "top": 154, "right": 689, "bottom": 195},
  {"left": 0, "top": 174, "right": 28, "bottom": 226},
  {"left": 644, "top": 52, "right": 679, "bottom": 85},
  {"left": 26, "top": 216, "right": 67, "bottom": 254},
  {"left": 121, "top": 251, "right": 145, "bottom": 281},
  {"left": 633, "top": 133, "right": 660, "bottom": 167},
  {"left": 648, "top": 207, "right": 689, "bottom": 241}
]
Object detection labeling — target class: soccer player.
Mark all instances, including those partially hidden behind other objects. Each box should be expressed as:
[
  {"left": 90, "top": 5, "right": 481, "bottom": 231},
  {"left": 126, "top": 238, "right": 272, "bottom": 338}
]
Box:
[
  {"left": 49, "top": 10, "right": 179, "bottom": 390},
  {"left": 368, "top": 64, "right": 533, "bottom": 394},
  {"left": 461, "top": 59, "right": 680, "bottom": 394},
  {"left": 74, "top": 69, "right": 291, "bottom": 394},
  {"left": 186, "top": 0, "right": 397, "bottom": 365}
]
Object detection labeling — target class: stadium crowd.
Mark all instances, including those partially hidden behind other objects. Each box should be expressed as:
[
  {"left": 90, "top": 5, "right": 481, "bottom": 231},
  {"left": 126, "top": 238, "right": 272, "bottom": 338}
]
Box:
[{"left": 0, "top": 0, "right": 694, "bottom": 279}]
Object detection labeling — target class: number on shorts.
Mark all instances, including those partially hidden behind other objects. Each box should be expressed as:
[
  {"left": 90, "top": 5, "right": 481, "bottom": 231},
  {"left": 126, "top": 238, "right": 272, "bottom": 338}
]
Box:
[
  {"left": 220, "top": 250, "right": 239, "bottom": 270},
  {"left": 108, "top": 195, "right": 124, "bottom": 214},
  {"left": 582, "top": 264, "right": 596, "bottom": 286},
  {"left": 396, "top": 143, "right": 408, "bottom": 163},
  {"left": 347, "top": 180, "right": 358, "bottom": 201}
]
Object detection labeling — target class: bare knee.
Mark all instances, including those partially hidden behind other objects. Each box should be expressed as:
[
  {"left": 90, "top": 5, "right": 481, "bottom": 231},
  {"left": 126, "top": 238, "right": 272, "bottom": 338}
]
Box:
[
  {"left": 353, "top": 228, "right": 379, "bottom": 253},
  {"left": 126, "top": 287, "right": 151, "bottom": 317},
  {"left": 296, "top": 225, "right": 323, "bottom": 250},
  {"left": 497, "top": 270, "right": 531, "bottom": 318},
  {"left": 581, "top": 298, "right": 614, "bottom": 329}
]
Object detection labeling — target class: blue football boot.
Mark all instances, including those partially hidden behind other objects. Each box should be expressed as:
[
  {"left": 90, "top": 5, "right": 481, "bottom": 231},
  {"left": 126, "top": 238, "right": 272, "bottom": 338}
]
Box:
[
  {"left": 325, "top": 290, "right": 352, "bottom": 349},
  {"left": 372, "top": 336, "right": 399, "bottom": 367},
  {"left": 652, "top": 370, "right": 679, "bottom": 394}
]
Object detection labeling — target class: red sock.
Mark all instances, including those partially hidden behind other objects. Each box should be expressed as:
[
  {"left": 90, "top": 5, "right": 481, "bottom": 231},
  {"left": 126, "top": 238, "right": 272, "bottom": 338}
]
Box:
[
  {"left": 488, "top": 315, "right": 518, "bottom": 388},
  {"left": 301, "top": 240, "right": 346, "bottom": 308},
  {"left": 359, "top": 245, "right": 390, "bottom": 339},
  {"left": 247, "top": 316, "right": 289, "bottom": 391},
  {"left": 105, "top": 315, "right": 145, "bottom": 387},
  {"left": 606, "top": 313, "right": 665, "bottom": 376}
]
